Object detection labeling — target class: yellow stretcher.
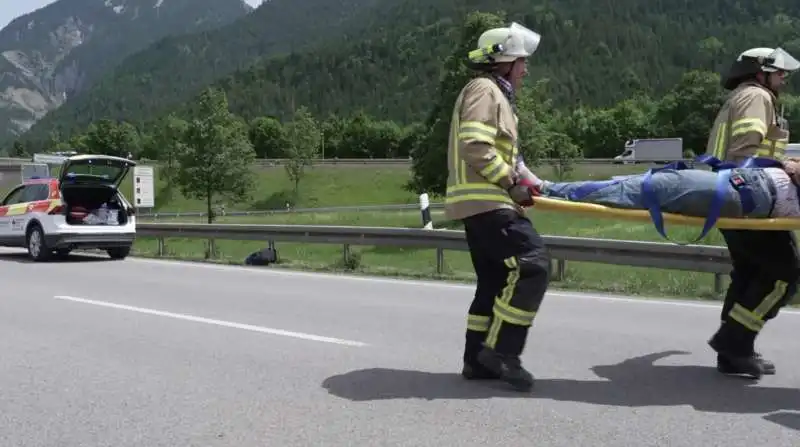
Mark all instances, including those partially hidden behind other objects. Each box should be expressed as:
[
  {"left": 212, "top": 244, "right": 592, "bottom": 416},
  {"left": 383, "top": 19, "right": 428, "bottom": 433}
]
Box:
[{"left": 531, "top": 196, "right": 800, "bottom": 231}]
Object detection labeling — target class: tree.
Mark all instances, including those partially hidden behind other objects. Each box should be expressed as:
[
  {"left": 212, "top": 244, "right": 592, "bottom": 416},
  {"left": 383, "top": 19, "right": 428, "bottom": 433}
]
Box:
[
  {"left": 249, "top": 116, "right": 285, "bottom": 158},
  {"left": 82, "top": 120, "right": 141, "bottom": 157},
  {"left": 336, "top": 111, "right": 404, "bottom": 158},
  {"left": 174, "top": 87, "right": 257, "bottom": 224},
  {"left": 655, "top": 70, "right": 725, "bottom": 153},
  {"left": 282, "top": 106, "right": 321, "bottom": 198},
  {"left": 408, "top": 10, "right": 507, "bottom": 196},
  {"left": 516, "top": 78, "right": 581, "bottom": 179},
  {"left": 141, "top": 113, "right": 188, "bottom": 181},
  {"left": 9, "top": 141, "right": 27, "bottom": 157}
]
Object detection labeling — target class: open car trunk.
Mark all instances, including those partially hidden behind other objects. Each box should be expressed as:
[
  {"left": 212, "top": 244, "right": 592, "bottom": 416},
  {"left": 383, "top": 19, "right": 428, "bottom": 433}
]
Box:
[
  {"left": 62, "top": 184, "right": 131, "bottom": 226},
  {"left": 58, "top": 154, "right": 136, "bottom": 226}
]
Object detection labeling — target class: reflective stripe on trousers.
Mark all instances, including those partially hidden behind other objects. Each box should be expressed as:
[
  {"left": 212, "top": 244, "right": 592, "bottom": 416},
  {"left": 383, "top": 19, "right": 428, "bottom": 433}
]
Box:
[
  {"left": 483, "top": 256, "right": 537, "bottom": 349},
  {"left": 728, "top": 281, "right": 789, "bottom": 332}
]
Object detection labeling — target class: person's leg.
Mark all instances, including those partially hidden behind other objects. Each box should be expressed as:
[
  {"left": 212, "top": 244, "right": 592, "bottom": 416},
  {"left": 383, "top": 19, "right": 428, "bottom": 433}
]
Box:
[
  {"left": 542, "top": 176, "right": 645, "bottom": 209},
  {"left": 461, "top": 216, "right": 507, "bottom": 380},
  {"left": 543, "top": 168, "right": 774, "bottom": 218},
  {"left": 470, "top": 209, "right": 551, "bottom": 392},
  {"left": 714, "top": 229, "right": 768, "bottom": 376},
  {"left": 710, "top": 229, "right": 800, "bottom": 378}
]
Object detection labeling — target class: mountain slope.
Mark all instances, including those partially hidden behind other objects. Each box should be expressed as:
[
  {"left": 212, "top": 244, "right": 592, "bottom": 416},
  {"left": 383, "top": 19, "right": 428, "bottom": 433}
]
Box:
[
  {"left": 212, "top": 0, "right": 800, "bottom": 123},
  {"left": 21, "top": 0, "right": 391, "bottom": 144},
  {"left": 0, "top": 0, "right": 252, "bottom": 143},
  {"left": 23, "top": 0, "right": 800, "bottom": 145}
]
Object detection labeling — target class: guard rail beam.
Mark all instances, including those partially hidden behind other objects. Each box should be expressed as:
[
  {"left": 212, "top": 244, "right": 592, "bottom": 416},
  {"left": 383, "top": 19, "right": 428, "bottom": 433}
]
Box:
[
  {"left": 0, "top": 157, "right": 698, "bottom": 168},
  {"left": 136, "top": 223, "right": 731, "bottom": 293}
]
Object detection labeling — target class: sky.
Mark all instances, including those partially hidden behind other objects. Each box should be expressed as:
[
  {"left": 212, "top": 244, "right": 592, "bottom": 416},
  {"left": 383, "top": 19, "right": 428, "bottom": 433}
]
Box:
[{"left": 0, "top": 0, "right": 262, "bottom": 29}]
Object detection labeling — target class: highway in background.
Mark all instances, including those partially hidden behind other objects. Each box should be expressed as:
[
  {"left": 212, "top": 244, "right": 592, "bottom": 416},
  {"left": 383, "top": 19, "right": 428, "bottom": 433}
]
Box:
[{"left": 1, "top": 249, "right": 798, "bottom": 446}]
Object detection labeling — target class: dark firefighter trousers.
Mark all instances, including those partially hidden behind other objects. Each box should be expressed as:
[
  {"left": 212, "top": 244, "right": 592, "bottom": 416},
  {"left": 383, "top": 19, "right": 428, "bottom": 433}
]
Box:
[
  {"left": 462, "top": 208, "right": 551, "bottom": 362},
  {"left": 715, "top": 228, "right": 800, "bottom": 355}
]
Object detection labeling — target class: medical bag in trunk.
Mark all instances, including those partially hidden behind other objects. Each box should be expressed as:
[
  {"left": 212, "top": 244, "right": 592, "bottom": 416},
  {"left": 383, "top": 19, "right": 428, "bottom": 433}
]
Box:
[
  {"left": 62, "top": 184, "right": 129, "bottom": 226},
  {"left": 57, "top": 154, "right": 137, "bottom": 226}
]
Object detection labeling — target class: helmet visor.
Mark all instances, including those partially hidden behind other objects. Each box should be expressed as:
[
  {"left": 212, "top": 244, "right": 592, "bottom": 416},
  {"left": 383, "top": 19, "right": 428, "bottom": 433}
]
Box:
[
  {"left": 509, "top": 22, "right": 541, "bottom": 55},
  {"left": 767, "top": 47, "right": 800, "bottom": 71}
]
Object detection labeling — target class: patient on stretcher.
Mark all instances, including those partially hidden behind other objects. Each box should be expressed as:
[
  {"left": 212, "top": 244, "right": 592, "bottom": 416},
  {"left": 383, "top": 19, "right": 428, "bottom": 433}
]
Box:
[{"left": 538, "top": 166, "right": 800, "bottom": 219}]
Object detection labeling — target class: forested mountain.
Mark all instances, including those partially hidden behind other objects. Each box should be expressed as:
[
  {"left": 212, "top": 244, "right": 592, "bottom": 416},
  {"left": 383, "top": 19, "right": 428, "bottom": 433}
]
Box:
[
  {"left": 20, "top": 0, "right": 391, "bottom": 145},
  {"left": 19, "top": 0, "right": 800, "bottom": 147},
  {"left": 0, "top": 0, "right": 252, "bottom": 145}
]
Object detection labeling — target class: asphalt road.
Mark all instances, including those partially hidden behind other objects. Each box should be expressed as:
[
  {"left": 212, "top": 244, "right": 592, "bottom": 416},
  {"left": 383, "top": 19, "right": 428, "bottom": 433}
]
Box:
[{"left": 2, "top": 249, "right": 800, "bottom": 446}]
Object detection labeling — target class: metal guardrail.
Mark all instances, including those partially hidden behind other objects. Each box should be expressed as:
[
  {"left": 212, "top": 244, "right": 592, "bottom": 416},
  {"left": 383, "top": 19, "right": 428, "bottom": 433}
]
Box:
[
  {"left": 136, "top": 223, "right": 731, "bottom": 294},
  {"left": 138, "top": 203, "right": 438, "bottom": 218},
  {"left": 246, "top": 158, "right": 695, "bottom": 167},
  {"left": 0, "top": 157, "right": 697, "bottom": 168}
]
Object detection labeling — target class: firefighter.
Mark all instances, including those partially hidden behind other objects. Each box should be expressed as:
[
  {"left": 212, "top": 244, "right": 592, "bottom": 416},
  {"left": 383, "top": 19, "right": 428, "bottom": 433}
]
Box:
[
  {"left": 445, "top": 22, "right": 548, "bottom": 392},
  {"left": 705, "top": 46, "right": 800, "bottom": 379}
]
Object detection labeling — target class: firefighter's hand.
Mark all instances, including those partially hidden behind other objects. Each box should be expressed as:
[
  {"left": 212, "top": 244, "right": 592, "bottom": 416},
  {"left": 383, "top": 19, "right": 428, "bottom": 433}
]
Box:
[{"left": 508, "top": 183, "right": 537, "bottom": 207}]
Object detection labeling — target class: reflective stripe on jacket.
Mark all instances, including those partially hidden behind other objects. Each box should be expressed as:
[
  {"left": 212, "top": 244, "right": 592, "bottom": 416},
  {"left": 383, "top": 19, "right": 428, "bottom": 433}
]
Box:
[
  {"left": 445, "top": 76, "right": 523, "bottom": 221},
  {"left": 706, "top": 82, "right": 789, "bottom": 163}
]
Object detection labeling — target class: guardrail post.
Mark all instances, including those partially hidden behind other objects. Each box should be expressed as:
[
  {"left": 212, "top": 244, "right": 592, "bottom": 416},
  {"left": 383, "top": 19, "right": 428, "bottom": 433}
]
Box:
[
  {"left": 436, "top": 248, "right": 444, "bottom": 274},
  {"left": 551, "top": 259, "right": 566, "bottom": 281},
  {"left": 714, "top": 273, "right": 724, "bottom": 295},
  {"left": 157, "top": 237, "right": 165, "bottom": 256},
  {"left": 343, "top": 244, "right": 351, "bottom": 264},
  {"left": 206, "top": 239, "right": 216, "bottom": 259}
]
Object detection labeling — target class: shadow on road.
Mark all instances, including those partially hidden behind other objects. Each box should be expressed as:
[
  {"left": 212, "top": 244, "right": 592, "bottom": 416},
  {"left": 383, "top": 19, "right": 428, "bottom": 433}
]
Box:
[{"left": 322, "top": 350, "right": 800, "bottom": 430}]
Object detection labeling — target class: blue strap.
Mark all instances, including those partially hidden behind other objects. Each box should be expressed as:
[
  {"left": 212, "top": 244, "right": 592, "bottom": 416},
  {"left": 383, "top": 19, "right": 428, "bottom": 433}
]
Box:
[
  {"left": 566, "top": 179, "right": 621, "bottom": 201},
  {"left": 570, "top": 157, "right": 767, "bottom": 244},
  {"left": 566, "top": 160, "right": 692, "bottom": 201},
  {"left": 641, "top": 164, "right": 732, "bottom": 245},
  {"left": 695, "top": 154, "right": 784, "bottom": 171},
  {"left": 695, "top": 154, "right": 786, "bottom": 216}
]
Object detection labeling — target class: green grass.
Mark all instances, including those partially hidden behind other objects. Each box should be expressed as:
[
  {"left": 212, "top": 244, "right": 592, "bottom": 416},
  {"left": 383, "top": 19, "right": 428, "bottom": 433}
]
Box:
[
  {"left": 2, "top": 161, "right": 656, "bottom": 212},
  {"left": 132, "top": 207, "right": 732, "bottom": 301},
  {"left": 3, "top": 160, "right": 743, "bottom": 300}
]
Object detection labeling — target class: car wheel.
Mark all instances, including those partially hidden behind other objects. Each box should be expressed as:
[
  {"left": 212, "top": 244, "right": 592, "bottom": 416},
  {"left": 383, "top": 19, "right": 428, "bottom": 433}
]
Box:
[
  {"left": 107, "top": 245, "right": 131, "bottom": 260},
  {"left": 26, "top": 224, "right": 51, "bottom": 262}
]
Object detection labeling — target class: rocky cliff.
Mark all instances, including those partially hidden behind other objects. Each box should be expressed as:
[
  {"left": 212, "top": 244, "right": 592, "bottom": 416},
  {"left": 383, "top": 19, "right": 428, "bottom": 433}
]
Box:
[{"left": 0, "top": 0, "right": 252, "bottom": 142}]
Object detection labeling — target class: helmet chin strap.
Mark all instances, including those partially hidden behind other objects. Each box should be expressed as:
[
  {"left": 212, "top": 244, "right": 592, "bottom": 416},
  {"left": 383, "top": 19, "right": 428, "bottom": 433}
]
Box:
[{"left": 757, "top": 72, "right": 781, "bottom": 97}]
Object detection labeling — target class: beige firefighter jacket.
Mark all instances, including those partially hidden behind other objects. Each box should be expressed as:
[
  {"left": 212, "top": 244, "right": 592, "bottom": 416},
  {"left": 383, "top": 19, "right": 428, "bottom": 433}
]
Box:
[
  {"left": 706, "top": 81, "right": 789, "bottom": 164},
  {"left": 444, "top": 75, "right": 525, "bottom": 221}
]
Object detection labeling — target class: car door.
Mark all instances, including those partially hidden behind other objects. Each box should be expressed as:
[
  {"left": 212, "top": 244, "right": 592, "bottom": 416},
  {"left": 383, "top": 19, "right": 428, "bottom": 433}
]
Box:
[
  {"left": 0, "top": 185, "right": 27, "bottom": 241},
  {"left": 9, "top": 184, "right": 51, "bottom": 238}
]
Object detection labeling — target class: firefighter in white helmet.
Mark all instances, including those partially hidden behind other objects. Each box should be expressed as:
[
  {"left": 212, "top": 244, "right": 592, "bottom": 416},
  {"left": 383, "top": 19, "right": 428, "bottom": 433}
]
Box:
[
  {"left": 705, "top": 46, "right": 800, "bottom": 379},
  {"left": 445, "top": 22, "right": 547, "bottom": 392}
]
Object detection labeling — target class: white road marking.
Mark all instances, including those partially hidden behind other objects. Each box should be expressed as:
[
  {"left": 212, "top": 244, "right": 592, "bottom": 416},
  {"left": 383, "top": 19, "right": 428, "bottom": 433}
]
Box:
[
  {"left": 53, "top": 295, "right": 369, "bottom": 347},
  {"left": 123, "top": 257, "right": 800, "bottom": 314},
  {"left": 3, "top": 245, "right": 793, "bottom": 315}
]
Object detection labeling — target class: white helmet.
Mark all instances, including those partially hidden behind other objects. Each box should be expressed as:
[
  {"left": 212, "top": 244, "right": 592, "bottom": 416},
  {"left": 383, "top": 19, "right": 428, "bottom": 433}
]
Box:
[
  {"left": 468, "top": 22, "right": 541, "bottom": 64},
  {"left": 737, "top": 47, "right": 800, "bottom": 72}
]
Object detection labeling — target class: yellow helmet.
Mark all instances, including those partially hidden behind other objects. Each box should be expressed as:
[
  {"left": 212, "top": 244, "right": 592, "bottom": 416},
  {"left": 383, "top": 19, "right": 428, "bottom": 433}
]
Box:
[{"left": 468, "top": 22, "right": 541, "bottom": 64}]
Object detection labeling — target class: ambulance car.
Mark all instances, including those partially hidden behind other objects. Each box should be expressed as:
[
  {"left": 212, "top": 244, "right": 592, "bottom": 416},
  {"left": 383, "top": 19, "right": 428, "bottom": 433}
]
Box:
[{"left": 0, "top": 154, "right": 137, "bottom": 261}]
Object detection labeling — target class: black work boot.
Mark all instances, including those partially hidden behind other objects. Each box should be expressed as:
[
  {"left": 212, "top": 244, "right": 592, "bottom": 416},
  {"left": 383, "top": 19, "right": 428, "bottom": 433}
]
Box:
[
  {"left": 717, "top": 352, "right": 775, "bottom": 376},
  {"left": 462, "top": 330, "right": 501, "bottom": 380},
  {"left": 708, "top": 333, "right": 764, "bottom": 380},
  {"left": 756, "top": 353, "right": 776, "bottom": 375},
  {"left": 462, "top": 361, "right": 502, "bottom": 380},
  {"left": 476, "top": 347, "right": 535, "bottom": 392}
]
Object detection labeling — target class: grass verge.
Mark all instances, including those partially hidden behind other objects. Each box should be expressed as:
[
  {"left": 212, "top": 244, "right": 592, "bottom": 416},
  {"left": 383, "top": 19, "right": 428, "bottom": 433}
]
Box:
[
  {"left": 133, "top": 207, "right": 735, "bottom": 301},
  {"left": 2, "top": 161, "right": 657, "bottom": 213},
  {"left": 4, "top": 160, "right": 760, "bottom": 301}
]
